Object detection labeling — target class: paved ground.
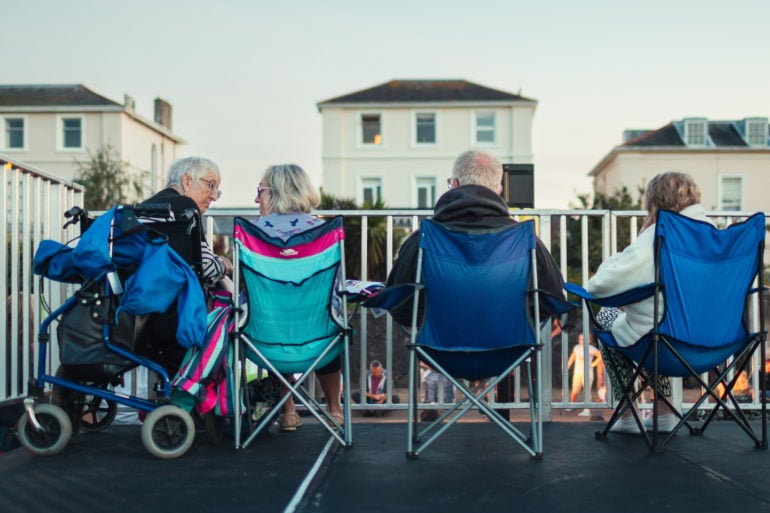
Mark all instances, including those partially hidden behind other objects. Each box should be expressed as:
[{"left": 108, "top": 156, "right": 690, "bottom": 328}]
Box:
[{"left": 2, "top": 408, "right": 769, "bottom": 513}]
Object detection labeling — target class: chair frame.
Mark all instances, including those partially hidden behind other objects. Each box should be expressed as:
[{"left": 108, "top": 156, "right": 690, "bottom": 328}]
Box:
[
  {"left": 401, "top": 219, "right": 554, "bottom": 459},
  {"left": 231, "top": 217, "right": 353, "bottom": 449},
  {"left": 567, "top": 211, "right": 767, "bottom": 453}
]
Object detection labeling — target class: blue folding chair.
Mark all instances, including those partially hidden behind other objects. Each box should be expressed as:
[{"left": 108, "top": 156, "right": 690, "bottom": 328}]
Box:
[
  {"left": 231, "top": 216, "right": 353, "bottom": 449},
  {"left": 566, "top": 210, "right": 767, "bottom": 452},
  {"left": 366, "top": 219, "right": 573, "bottom": 459}
]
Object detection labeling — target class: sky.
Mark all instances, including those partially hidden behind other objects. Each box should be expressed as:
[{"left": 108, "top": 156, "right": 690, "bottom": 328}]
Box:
[{"left": 3, "top": 0, "right": 769, "bottom": 209}]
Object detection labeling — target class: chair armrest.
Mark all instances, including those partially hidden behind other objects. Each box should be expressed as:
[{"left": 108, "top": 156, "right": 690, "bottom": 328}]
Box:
[
  {"left": 565, "top": 281, "right": 656, "bottom": 308},
  {"left": 362, "top": 283, "right": 423, "bottom": 311},
  {"left": 343, "top": 279, "right": 385, "bottom": 303},
  {"left": 537, "top": 289, "right": 578, "bottom": 315}
]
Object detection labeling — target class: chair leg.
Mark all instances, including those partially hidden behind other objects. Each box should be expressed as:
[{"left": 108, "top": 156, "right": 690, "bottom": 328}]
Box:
[{"left": 406, "top": 348, "right": 419, "bottom": 458}]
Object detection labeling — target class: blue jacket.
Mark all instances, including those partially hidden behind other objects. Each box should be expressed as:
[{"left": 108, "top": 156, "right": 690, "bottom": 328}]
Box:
[{"left": 34, "top": 206, "right": 207, "bottom": 348}]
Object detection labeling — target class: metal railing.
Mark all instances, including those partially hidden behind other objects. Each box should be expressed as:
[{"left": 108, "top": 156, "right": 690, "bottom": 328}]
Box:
[
  {"left": 3, "top": 189, "right": 768, "bottom": 421},
  {"left": 2, "top": 153, "right": 84, "bottom": 404}
]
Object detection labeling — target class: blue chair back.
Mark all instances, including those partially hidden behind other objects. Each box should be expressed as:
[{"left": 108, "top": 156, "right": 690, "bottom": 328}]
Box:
[
  {"left": 416, "top": 219, "right": 538, "bottom": 379},
  {"left": 623, "top": 210, "right": 766, "bottom": 375}
]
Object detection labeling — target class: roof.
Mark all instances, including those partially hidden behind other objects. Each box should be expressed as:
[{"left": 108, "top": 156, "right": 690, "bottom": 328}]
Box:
[
  {"left": 0, "top": 84, "right": 184, "bottom": 143},
  {"left": 0, "top": 84, "right": 121, "bottom": 107},
  {"left": 317, "top": 79, "right": 535, "bottom": 106},
  {"left": 622, "top": 121, "right": 751, "bottom": 148},
  {"left": 590, "top": 117, "right": 770, "bottom": 177}
]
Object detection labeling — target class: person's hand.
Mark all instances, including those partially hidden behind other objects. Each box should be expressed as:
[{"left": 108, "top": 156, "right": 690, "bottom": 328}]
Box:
[{"left": 221, "top": 256, "right": 234, "bottom": 276}]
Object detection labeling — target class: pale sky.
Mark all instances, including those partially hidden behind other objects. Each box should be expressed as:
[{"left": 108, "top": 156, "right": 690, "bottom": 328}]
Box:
[{"left": 4, "top": 0, "right": 769, "bottom": 209}]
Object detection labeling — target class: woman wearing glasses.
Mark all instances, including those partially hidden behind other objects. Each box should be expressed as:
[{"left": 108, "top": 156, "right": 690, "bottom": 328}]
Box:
[
  {"left": 143, "top": 156, "right": 232, "bottom": 289},
  {"left": 252, "top": 163, "right": 345, "bottom": 432}
]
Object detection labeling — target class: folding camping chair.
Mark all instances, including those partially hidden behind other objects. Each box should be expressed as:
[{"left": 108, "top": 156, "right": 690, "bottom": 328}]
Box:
[
  {"left": 566, "top": 210, "right": 767, "bottom": 452},
  {"left": 365, "top": 219, "right": 573, "bottom": 459},
  {"left": 231, "top": 216, "right": 353, "bottom": 449}
]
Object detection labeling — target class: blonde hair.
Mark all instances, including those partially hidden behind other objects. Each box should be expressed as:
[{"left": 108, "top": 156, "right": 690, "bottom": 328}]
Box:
[
  {"left": 260, "top": 164, "right": 319, "bottom": 214},
  {"left": 644, "top": 172, "right": 701, "bottom": 220}
]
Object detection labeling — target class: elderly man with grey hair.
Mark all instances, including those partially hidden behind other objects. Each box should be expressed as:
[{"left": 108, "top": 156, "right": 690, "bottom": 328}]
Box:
[{"left": 385, "top": 149, "right": 564, "bottom": 327}]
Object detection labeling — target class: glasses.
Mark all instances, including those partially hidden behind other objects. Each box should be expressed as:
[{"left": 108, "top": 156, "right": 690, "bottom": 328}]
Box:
[
  {"left": 446, "top": 177, "right": 455, "bottom": 189},
  {"left": 257, "top": 184, "right": 271, "bottom": 197},
  {"left": 198, "top": 177, "right": 222, "bottom": 200}
]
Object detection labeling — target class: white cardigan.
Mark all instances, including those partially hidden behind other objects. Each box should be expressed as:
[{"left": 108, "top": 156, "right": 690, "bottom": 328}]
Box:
[{"left": 585, "top": 204, "right": 710, "bottom": 347}]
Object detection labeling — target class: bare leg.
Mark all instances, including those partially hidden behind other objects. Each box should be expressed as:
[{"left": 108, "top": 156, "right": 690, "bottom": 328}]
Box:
[{"left": 318, "top": 371, "right": 343, "bottom": 416}]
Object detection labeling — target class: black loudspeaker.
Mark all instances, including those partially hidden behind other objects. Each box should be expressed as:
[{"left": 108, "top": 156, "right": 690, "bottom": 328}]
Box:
[{"left": 502, "top": 164, "right": 534, "bottom": 208}]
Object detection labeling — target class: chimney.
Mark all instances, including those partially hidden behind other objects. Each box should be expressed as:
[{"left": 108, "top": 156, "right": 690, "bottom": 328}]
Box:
[
  {"left": 123, "top": 94, "right": 135, "bottom": 110},
  {"left": 154, "top": 98, "right": 173, "bottom": 130}
]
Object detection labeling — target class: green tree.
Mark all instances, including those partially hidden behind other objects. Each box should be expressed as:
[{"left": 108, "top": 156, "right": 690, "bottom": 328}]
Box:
[
  {"left": 319, "top": 192, "right": 401, "bottom": 281},
  {"left": 555, "top": 186, "right": 643, "bottom": 283},
  {"left": 73, "top": 145, "right": 144, "bottom": 211}
]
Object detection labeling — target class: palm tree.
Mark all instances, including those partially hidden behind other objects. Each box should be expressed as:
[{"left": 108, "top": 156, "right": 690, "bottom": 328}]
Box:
[{"left": 319, "top": 192, "right": 400, "bottom": 281}]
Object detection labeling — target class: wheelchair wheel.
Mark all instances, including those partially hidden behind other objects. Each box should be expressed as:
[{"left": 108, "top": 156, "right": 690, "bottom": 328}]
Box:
[
  {"left": 80, "top": 394, "right": 118, "bottom": 433},
  {"left": 51, "top": 366, "right": 117, "bottom": 434},
  {"left": 16, "top": 403, "right": 73, "bottom": 456},
  {"left": 141, "top": 405, "right": 195, "bottom": 459}
]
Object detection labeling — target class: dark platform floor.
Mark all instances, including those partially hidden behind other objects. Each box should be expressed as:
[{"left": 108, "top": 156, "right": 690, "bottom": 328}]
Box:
[{"left": 2, "top": 416, "right": 769, "bottom": 513}]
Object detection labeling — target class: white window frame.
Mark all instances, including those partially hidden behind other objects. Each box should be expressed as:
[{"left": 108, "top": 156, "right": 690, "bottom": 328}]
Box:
[
  {"left": 1, "top": 115, "right": 27, "bottom": 151},
  {"left": 684, "top": 118, "right": 707, "bottom": 147},
  {"left": 56, "top": 114, "right": 85, "bottom": 151},
  {"left": 414, "top": 176, "right": 437, "bottom": 208},
  {"left": 359, "top": 176, "right": 382, "bottom": 206},
  {"left": 473, "top": 110, "right": 497, "bottom": 146},
  {"left": 745, "top": 119, "right": 768, "bottom": 147},
  {"left": 412, "top": 111, "right": 438, "bottom": 147},
  {"left": 358, "top": 112, "right": 383, "bottom": 148},
  {"left": 718, "top": 174, "right": 744, "bottom": 211}
]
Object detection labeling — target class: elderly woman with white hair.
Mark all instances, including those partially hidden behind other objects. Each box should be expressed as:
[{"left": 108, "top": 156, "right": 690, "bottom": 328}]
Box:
[{"left": 143, "top": 156, "right": 232, "bottom": 290}]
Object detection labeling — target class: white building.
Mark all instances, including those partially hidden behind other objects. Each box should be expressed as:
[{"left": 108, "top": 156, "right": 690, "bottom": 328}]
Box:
[
  {"left": 590, "top": 117, "right": 770, "bottom": 212},
  {"left": 0, "top": 84, "right": 184, "bottom": 198},
  {"left": 317, "top": 79, "right": 537, "bottom": 208}
]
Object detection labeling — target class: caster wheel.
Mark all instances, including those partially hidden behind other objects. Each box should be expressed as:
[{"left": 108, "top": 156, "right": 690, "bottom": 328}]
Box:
[
  {"left": 141, "top": 405, "right": 195, "bottom": 459},
  {"left": 16, "top": 403, "right": 72, "bottom": 456}
]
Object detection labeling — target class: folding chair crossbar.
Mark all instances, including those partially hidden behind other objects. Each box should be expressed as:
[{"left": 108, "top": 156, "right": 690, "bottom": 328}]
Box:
[
  {"left": 236, "top": 331, "right": 348, "bottom": 448},
  {"left": 608, "top": 330, "right": 767, "bottom": 450},
  {"left": 408, "top": 345, "right": 541, "bottom": 457}
]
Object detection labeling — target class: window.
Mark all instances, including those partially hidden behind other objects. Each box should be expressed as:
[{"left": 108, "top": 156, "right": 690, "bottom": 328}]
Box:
[
  {"left": 719, "top": 175, "right": 743, "bottom": 211},
  {"left": 361, "top": 177, "right": 382, "bottom": 206},
  {"left": 745, "top": 119, "right": 768, "bottom": 147},
  {"left": 415, "top": 112, "right": 436, "bottom": 144},
  {"left": 361, "top": 113, "right": 382, "bottom": 145},
  {"left": 416, "top": 177, "right": 436, "bottom": 208},
  {"left": 475, "top": 111, "right": 496, "bottom": 144},
  {"left": 684, "top": 119, "right": 707, "bottom": 146},
  {"left": 63, "top": 118, "right": 82, "bottom": 148},
  {"left": 5, "top": 117, "right": 24, "bottom": 149},
  {"left": 57, "top": 115, "right": 84, "bottom": 150}
]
